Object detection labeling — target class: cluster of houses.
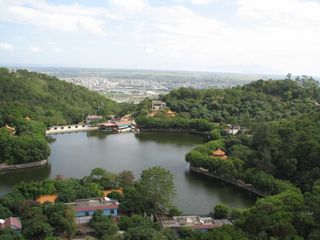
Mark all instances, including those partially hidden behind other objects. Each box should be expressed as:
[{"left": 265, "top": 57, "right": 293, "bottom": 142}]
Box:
[
  {"left": 35, "top": 189, "right": 123, "bottom": 224},
  {"left": 85, "top": 114, "right": 137, "bottom": 133},
  {"left": 4, "top": 185, "right": 229, "bottom": 234},
  {"left": 99, "top": 121, "right": 136, "bottom": 133},
  {"left": 31, "top": 188, "right": 232, "bottom": 232},
  {"left": 62, "top": 100, "right": 167, "bottom": 134}
]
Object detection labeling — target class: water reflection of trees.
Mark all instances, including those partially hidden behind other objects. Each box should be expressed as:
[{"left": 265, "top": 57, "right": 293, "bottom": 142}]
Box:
[
  {"left": 134, "top": 132, "right": 205, "bottom": 147},
  {"left": 86, "top": 130, "right": 111, "bottom": 139},
  {"left": 46, "top": 136, "right": 56, "bottom": 143},
  {"left": 0, "top": 163, "right": 52, "bottom": 194}
]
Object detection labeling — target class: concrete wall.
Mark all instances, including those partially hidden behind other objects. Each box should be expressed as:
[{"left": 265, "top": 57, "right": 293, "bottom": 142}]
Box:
[{"left": 75, "top": 208, "right": 118, "bottom": 217}]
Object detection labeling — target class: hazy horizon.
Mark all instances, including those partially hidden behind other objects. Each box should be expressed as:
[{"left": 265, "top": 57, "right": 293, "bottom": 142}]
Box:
[
  {"left": 1, "top": 63, "right": 312, "bottom": 80},
  {"left": 1, "top": 0, "right": 320, "bottom": 76}
]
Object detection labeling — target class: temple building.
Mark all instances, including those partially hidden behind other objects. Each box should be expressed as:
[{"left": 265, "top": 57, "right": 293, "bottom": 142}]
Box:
[
  {"left": 212, "top": 148, "right": 228, "bottom": 160},
  {"left": 151, "top": 101, "right": 166, "bottom": 111},
  {"left": 1, "top": 124, "right": 16, "bottom": 135}
]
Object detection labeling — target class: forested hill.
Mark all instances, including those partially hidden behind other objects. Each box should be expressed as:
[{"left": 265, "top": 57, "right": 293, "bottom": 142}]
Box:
[
  {"left": 0, "top": 68, "right": 123, "bottom": 126},
  {"left": 162, "top": 77, "right": 320, "bottom": 123}
]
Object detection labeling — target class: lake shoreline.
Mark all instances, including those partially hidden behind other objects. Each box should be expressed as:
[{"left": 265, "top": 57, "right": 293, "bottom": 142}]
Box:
[
  {"left": 0, "top": 159, "right": 48, "bottom": 173},
  {"left": 140, "top": 128, "right": 210, "bottom": 137},
  {"left": 140, "top": 128, "right": 266, "bottom": 198},
  {"left": 1, "top": 132, "right": 254, "bottom": 213},
  {"left": 189, "top": 164, "right": 267, "bottom": 197}
]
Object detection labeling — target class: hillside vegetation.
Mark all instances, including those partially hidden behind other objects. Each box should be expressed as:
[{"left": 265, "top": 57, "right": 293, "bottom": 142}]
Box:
[
  {"left": 136, "top": 77, "right": 320, "bottom": 239},
  {"left": 162, "top": 77, "right": 319, "bottom": 123},
  {"left": 0, "top": 68, "right": 131, "bottom": 164},
  {"left": 0, "top": 68, "right": 126, "bottom": 126}
]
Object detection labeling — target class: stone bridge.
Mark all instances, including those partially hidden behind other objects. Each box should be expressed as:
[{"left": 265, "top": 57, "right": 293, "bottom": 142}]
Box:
[{"left": 46, "top": 124, "right": 99, "bottom": 135}]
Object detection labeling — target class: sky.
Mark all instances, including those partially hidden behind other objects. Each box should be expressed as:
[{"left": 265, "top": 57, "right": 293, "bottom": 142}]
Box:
[{"left": 0, "top": 0, "right": 320, "bottom": 75}]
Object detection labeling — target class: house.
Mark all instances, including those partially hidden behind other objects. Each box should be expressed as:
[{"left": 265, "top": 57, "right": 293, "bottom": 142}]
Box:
[
  {"left": 66, "top": 197, "right": 119, "bottom": 218},
  {"left": 161, "top": 216, "right": 232, "bottom": 232},
  {"left": 86, "top": 115, "right": 103, "bottom": 125},
  {"left": 212, "top": 148, "right": 228, "bottom": 160},
  {"left": 151, "top": 101, "right": 166, "bottom": 111},
  {"left": 0, "top": 217, "right": 22, "bottom": 233},
  {"left": 99, "top": 121, "right": 133, "bottom": 133},
  {"left": 36, "top": 194, "right": 58, "bottom": 204},
  {"left": 99, "top": 122, "right": 117, "bottom": 132}
]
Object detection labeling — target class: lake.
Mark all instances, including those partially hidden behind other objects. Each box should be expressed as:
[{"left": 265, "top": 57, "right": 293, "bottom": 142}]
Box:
[{"left": 0, "top": 131, "right": 254, "bottom": 214}]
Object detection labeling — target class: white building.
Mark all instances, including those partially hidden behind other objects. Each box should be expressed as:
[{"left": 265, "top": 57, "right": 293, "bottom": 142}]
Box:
[{"left": 152, "top": 101, "right": 166, "bottom": 111}]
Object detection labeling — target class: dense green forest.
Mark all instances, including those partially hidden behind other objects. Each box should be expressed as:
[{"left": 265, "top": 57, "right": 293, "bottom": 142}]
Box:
[
  {"left": 134, "top": 77, "right": 320, "bottom": 239},
  {"left": 0, "top": 68, "right": 131, "bottom": 126},
  {"left": 0, "top": 119, "right": 50, "bottom": 164},
  {"left": 162, "top": 76, "right": 319, "bottom": 123},
  {"left": 0, "top": 68, "right": 133, "bottom": 165},
  {"left": 2, "top": 69, "right": 320, "bottom": 239}
]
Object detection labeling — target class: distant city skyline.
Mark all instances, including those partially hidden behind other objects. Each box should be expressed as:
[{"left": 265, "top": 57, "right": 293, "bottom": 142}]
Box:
[{"left": 1, "top": 0, "right": 320, "bottom": 76}]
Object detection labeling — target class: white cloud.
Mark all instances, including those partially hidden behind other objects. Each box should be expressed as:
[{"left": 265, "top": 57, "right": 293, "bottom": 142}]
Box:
[
  {"left": 237, "top": 0, "right": 320, "bottom": 29},
  {"left": 145, "top": 46, "right": 154, "bottom": 55},
  {"left": 53, "top": 47, "right": 62, "bottom": 52},
  {"left": 1, "top": 0, "right": 320, "bottom": 74},
  {"left": 0, "top": 41, "right": 14, "bottom": 51},
  {"left": 111, "top": 0, "right": 320, "bottom": 74},
  {"left": 29, "top": 46, "right": 41, "bottom": 52},
  {"left": 0, "top": 0, "right": 116, "bottom": 35},
  {"left": 110, "top": 0, "right": 146, "bottom": 14},
  {"left": 191, "top": 0, "right": 213, "bottom": 5}
]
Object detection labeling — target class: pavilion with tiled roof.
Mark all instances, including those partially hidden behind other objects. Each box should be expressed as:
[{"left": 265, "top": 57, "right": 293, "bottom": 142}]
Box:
[{"left": 212, "top": 148, "right": 228, "bottom": 160}]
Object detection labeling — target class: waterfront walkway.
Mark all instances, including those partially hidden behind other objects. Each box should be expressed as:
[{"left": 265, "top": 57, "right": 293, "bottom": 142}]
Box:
[
  {"left": 46, "top": 125, "right": 99, "bottom": 135},
  {"left": 190, "top": 165, "right": 267, "bottom": 197},
  {"left": 0, "top": 159, "right": 48, "bottom": 173}
]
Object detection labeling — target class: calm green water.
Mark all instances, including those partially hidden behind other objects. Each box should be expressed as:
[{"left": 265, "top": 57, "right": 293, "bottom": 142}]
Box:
[{"left": 0, "top": 131, "right": 254, "bottom": 214}]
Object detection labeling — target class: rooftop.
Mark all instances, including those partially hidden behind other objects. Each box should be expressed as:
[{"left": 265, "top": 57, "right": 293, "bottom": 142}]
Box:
[
  {"left": 0, "top": 217, "right": 22, "bottom": 230},
  {"left": 113, "top": 121, "right": 131, "bottom": 126},
  {"left": 212, "top": 148, "right": 226, "bottom": 156},
  {"left": 66, "top": 197, "right": 119, "bottom": 212},
  {"left": 161, "top": 216, "right": 232, "bottom": 229},
  {"left": 87, "top": 115, "right": 103, "bottom": 119},
  {"left": 100, "top": 122, "right": 117, "bottom": 127},
  {"left": 2, "top": 124, "right": 16, "bottom": 133},
  {"left": 152, "top": 100, "right": 166, "bottom": 105},
  {"left": 36, "top": 194, "right": 58, "bottom": 204}
]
